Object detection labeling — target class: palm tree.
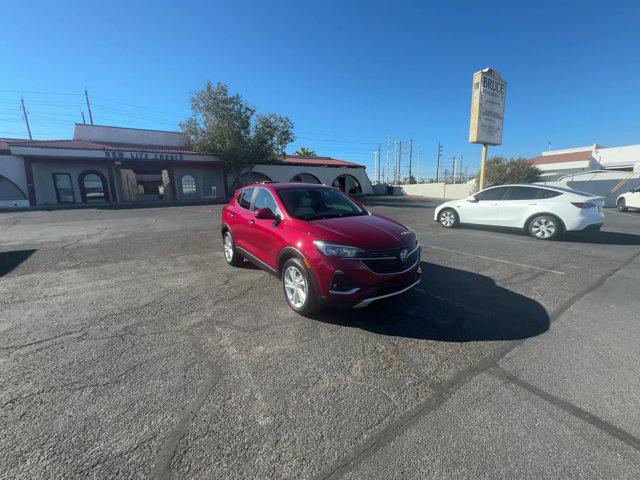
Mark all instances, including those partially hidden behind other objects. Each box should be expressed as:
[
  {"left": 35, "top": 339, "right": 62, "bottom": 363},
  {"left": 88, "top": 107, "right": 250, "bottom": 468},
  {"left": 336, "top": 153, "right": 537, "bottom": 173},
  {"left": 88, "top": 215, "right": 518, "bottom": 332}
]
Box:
[{"left": 292, "top": 146, "right": 317, "bottom": 157}]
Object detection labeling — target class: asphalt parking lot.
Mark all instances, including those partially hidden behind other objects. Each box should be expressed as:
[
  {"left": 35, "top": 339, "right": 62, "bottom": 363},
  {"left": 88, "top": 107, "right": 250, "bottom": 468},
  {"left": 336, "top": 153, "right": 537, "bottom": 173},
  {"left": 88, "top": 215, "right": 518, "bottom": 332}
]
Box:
[{"left": 2, "top": 197, "right": 640, "bottom": 479}]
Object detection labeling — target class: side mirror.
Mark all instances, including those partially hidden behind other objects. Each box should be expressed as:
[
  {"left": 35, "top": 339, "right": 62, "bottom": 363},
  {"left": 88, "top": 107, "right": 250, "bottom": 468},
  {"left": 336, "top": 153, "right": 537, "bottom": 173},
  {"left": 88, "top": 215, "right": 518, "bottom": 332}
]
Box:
[
  {"left": 467, "top": 196, "right": 478, "bottom": 202},
  {"left": 254, "top": 207, "right": 276, "bottom": 220}
]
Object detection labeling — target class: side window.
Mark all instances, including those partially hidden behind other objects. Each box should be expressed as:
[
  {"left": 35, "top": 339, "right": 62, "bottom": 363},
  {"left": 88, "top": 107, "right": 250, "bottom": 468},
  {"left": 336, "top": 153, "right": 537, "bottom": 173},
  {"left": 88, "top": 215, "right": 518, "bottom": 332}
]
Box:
[
  {"left": 237, "top": 188, "right": 255, "bottom": 210},
  {"left": 53, "top": 173, "right": 75, "bottom": 203},
  {"left": 252, "top": 188, "right": 279, "bottom": 214},
  {"left": 504, "top": 187, "right": 539, "bottom": 200},
  {"left": 537, "top": 189, "right": 562, "bottom": 199},
  {"left": 475, "top": 187, "right": 508, "bottom": 201}
]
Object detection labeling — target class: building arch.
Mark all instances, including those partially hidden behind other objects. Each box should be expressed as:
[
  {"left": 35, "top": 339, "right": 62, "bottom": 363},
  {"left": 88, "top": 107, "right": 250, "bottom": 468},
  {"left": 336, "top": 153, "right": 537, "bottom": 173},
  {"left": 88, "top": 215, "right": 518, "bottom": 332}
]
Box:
[
  {"left": 332, "top": 173, "right": 362, "bottom": 194},
  {"left": 79, "top": 170, "right": 109, "bottom": 203},
  {"left": 290, "top": 172, "right": 321, "bottom": 184},
  {"left": 231, "top": 171, "right": 272, "bottom": 192},
  {"left": 181, "top": 174, "right": 197, "bottom": 195},
  {"left": 0, "top": 174, "right": 27, "bottom": 201}
]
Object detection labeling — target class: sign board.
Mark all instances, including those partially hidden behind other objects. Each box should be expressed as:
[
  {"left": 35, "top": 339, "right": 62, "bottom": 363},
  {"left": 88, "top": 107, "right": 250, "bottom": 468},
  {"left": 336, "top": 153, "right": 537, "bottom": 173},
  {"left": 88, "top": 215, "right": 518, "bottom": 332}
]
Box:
[
  {"left": 469, "top": 68, "right": 506, "bottom": 146},
  {"left": 105, "top": 150, "right": 185, "bottom": 161}
]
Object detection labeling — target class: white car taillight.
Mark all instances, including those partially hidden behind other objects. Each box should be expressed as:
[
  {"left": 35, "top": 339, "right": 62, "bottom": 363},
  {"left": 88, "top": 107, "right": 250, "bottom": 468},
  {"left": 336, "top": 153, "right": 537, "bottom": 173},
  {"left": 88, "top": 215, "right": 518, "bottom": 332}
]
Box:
[{"left": 571, "top": 202, "right": 596, "bottom": 209}]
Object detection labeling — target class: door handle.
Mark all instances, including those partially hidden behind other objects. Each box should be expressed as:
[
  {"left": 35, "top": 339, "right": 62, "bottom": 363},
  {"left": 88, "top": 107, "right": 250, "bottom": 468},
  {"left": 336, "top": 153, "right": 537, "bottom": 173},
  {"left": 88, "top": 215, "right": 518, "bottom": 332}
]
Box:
[
  {"left": 490, "top": 203, "right": 499, "bottom": 206},
  {"left": 229, "top": 213, "right": 235, "bottom": 218},
  {"left": 249, "top": 220, "right": 255, "bottom": 225},
  {"left": 528, "top": 203, "right": 538, "bottom": 205}
]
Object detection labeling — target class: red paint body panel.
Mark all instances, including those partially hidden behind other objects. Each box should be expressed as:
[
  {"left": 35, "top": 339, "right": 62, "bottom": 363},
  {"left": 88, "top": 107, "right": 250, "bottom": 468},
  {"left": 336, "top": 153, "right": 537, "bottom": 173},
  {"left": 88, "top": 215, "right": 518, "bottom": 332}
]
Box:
[{"left": 221, "top": 183, "right": 420, "bottom": 303}]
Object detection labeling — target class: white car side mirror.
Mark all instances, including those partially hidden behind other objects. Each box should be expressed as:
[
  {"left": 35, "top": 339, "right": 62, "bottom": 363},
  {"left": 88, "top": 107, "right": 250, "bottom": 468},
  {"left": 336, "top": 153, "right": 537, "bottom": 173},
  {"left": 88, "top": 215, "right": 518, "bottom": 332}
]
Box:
[{"left": 467, "top": 196, "right": 478, "bottom": 202}]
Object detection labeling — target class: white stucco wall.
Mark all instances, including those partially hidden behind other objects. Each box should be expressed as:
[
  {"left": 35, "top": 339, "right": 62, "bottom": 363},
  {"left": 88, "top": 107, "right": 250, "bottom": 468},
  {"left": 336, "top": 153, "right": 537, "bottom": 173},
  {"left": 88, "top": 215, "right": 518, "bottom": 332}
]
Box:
[
  {"left": 73, "top": 124, "right": 185, "bottom": 146},
  {"left": 399, "top": 182, "right": 475, "bottom": 199},
  {"left": 594, "top": 144, "right": 640, "bottom": 169},
  {"left": 246, "top": 164, "right": 374, "bottom": 194},
  {"left": 0, "top": 154, "right": 28, "bottom": 198},
  {"left": 31, "top": 161, "right": 110, "bottom": 205}
]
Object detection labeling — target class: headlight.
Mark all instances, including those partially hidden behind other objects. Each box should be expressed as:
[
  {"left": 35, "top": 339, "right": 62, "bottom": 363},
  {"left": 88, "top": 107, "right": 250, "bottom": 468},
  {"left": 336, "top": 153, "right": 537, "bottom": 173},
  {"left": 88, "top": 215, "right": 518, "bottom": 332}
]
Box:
[{"left": 314, "top": 240, "right": 363, "bottom": 258}]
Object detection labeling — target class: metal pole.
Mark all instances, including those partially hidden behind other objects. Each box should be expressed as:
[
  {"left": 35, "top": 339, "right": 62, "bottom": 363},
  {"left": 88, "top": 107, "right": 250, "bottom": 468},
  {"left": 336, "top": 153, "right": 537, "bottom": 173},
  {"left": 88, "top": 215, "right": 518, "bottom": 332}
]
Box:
[
  {"left": 377, "top": 143, "right": 381, "bottom": 184},
  {"left": 81, "top": 111, "right": 86, "bottom": 124},
  {"left": 385, "top": 136, "right": 391, "bottom": 183},
  {"left": 397, "top": 141, "right": 402, "bottom": 184},
  {"left": 451, "top": 156, "right": 456, "bottom": 184},
  {"left": 85, "top": 88, "right": 94, "bottom": 125},
  {"left": 479, "top": 144, "right": 488, "bottom": 190},
  {"left": 436, "top": 143, "right": 442, "bottom": 182},
  {"left": 20, "top": 96, "right": 33, "bottom": 140},
  {"left": 407, "top": 139, "right": 413, "bottom": 183}
]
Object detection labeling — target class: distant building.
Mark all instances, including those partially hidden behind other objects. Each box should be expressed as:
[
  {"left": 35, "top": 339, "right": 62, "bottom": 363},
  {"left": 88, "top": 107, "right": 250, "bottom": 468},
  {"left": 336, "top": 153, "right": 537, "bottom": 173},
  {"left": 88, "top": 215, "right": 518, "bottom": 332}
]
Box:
[
  {"left": 530, "top": 144, "right": 640, "bottom": 181},
  {"left": 0, "top": 124, "right": 372, "bottom": 209}
]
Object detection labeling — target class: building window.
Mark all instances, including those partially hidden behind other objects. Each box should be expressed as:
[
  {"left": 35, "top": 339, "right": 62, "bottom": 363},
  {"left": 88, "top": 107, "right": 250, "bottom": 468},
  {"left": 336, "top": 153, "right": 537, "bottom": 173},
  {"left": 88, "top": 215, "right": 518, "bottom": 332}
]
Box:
[
  {"left": 79, "top": 170, "right": 109, "bottom": 203},
  {"left": 52, "top": 173, "right": 75, "bottom": 203},
  {"left": 332, "top": 174, "right": 362, "bottom": 194},
  {"left": 181, "top": 175, "right": 197, "bottom": 194}
]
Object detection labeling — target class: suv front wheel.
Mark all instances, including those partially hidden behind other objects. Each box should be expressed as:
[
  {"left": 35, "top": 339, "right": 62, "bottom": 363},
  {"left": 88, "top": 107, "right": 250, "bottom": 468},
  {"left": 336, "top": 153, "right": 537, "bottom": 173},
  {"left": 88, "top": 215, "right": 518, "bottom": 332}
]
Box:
[
  {"left": 528, "top": 215, "right": 562, "bottom": 240},
  {"left": 282, "top": 258, "right": 319, "bottom": 315}
]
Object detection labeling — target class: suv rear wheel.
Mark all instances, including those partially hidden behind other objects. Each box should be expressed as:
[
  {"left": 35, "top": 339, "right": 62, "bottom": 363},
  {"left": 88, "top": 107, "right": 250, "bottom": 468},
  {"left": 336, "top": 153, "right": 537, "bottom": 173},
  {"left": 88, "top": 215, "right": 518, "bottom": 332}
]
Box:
[
  {"left": 528, "top": 215, "right": 561, "bottom": 240},
  {"left": 282, "top": 258, "right": 319, "bottom": 315}
]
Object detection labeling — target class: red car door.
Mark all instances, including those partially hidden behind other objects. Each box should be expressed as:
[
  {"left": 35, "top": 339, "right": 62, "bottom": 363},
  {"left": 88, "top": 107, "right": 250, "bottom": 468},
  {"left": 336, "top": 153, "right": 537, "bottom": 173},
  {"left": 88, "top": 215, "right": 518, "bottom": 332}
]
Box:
[
  {"left": 230, "top": 187, "right": 256, "bottom": 252},
  {"left": 246, "top": 187, "right": 287, "bottom": 269}
]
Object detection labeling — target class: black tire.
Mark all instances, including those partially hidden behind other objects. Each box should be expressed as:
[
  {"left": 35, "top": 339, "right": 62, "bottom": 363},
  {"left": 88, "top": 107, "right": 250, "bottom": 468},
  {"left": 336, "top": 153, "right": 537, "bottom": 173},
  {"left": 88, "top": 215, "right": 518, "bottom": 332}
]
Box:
[
  {"left": 281, "top": 258, "right": 319, "bottom": 316},
  {"left": 438, "top": 208, "right": 459, "bottom": 228},
  {"left": 222, "top": 230, "right": 244, "bottom": 266},
  {"left": 618, "top": 198, "right": 628, "bottom": 212},
  {"left": 527, "top": 214, "right": 562, "bottom": 241}
]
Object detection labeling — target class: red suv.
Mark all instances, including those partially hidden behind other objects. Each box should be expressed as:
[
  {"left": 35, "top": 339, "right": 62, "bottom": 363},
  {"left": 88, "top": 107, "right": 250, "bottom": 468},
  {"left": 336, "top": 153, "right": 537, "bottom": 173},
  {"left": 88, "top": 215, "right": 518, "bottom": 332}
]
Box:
[{"left": 221, "top": 183, "right": 421, "bottom": 315}]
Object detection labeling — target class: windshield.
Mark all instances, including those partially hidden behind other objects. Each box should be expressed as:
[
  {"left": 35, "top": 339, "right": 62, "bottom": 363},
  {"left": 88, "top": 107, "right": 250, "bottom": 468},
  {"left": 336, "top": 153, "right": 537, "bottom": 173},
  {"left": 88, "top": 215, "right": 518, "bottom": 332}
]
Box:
[{"left": 277, "top": 187, "right": 367, "bottom": 220}]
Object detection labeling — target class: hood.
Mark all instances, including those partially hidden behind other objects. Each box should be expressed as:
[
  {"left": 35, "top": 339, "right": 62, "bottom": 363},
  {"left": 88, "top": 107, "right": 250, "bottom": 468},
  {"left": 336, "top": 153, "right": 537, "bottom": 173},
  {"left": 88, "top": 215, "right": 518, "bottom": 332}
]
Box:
[{"left": 302, "top": 214, "right": 416, "bottom": 250}]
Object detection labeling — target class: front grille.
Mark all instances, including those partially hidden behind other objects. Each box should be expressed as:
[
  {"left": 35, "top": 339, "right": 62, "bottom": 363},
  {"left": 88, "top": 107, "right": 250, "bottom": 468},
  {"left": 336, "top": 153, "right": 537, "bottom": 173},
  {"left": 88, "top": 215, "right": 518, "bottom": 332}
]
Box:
[{"left": 361, "top": 242, "right": 419, "bottom": 274}]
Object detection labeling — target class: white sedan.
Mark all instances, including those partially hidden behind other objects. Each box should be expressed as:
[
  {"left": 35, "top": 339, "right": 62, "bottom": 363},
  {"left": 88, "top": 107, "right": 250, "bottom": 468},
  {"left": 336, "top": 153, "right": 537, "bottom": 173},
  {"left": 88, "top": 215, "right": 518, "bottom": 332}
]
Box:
[
  {"left": 434, "top": 184, "right": 605, "bottom": 240},
  {"left": 616, "top": 186, "right": 640, "bottom": 211}
]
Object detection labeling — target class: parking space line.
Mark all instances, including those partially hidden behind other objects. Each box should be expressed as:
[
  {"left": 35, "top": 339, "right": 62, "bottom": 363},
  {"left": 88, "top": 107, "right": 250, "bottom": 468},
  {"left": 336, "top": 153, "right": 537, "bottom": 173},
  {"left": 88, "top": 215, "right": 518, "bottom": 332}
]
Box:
[
  {"left": 428, "top": 245, "right": 566, "bottom": 275},
  {"left": 415, "top": 228, "right": 537, "bottom": 246}
]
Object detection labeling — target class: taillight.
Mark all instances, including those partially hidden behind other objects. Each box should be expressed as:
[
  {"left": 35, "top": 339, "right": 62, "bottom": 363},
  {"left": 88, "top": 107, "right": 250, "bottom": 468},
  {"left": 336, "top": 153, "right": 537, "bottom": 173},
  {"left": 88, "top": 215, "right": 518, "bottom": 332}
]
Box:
[{"left": 571, "top": 202, "right": 596, "bottom": 209}]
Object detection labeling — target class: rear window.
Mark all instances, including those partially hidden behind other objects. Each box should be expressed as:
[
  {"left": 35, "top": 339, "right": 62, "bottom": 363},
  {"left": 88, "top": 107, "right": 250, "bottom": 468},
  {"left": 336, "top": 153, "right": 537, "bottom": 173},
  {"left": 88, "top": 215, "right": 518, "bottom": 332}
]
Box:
[{"left": 504, "top": 186, "right": 562, "bottom": 200}]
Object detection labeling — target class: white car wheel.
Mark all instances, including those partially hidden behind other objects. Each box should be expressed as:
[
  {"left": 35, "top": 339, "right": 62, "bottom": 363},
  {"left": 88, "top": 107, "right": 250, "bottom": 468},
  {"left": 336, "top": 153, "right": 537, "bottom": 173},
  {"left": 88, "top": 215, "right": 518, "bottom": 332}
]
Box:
[
  {"left": 438, "top": 209, "right": 459, "bottom": 228},
  {"left": 529, "top": 216, "right": 560, "bottom": 240}
]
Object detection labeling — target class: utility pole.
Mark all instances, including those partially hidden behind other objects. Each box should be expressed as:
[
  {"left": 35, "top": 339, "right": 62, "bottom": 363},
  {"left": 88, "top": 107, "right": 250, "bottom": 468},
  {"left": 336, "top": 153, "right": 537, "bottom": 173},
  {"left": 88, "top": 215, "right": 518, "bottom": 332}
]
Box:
[
  {"left": 20, "top": 96, "right": 33, "bottom": 140},
  {"left": 451, "top": 156, "right": 456, "bottom": 184},
  {"left": 397, "top": 140, "right": 403, "bottom": 184},
  {"left": 81, "top": 111, "right": 86, "bottom": 124},
  {"left": 374, "top": 146, "right": 381, "bottom": 184},
  {"left": 385, "top": 136, "right": 391, "bottom": 183},
  {"left": 393, "top": 140, "right": 399, "bottom": 184},
  {"left": 436, "top": 143, "right": 442, "bottom": 182},
  {"left": 416, "top": 150, "right": 422, "bottom": 184},
  {"left": 84, "top": 88, "right": 94, "bottom": 125},
  {"left": 458, "top": 155, "right": 464, "bottom": 183},
  {"left": 408, "top": 139, "right": 413, "bottom": 184}
]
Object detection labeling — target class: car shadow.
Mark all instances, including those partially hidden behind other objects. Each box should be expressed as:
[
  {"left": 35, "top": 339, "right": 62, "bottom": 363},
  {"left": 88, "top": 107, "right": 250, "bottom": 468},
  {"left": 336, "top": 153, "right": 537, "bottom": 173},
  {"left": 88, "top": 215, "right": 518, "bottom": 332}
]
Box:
[
  {"left": 311, "top": 261, "right": 549, "bottom": 342},
  {"left": 0, "top": 249, "right": 36, "bottom": 277},
  {"left": 455, "top": 224, "right": 640, "bottom": 246}
]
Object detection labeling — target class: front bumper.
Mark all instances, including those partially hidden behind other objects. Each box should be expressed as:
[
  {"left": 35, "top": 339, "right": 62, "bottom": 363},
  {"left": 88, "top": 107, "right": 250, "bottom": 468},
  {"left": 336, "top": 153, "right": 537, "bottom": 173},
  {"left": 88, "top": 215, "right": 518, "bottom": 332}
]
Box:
[{"left": 317, "top": 247, "right": 422, "bottom": 309}]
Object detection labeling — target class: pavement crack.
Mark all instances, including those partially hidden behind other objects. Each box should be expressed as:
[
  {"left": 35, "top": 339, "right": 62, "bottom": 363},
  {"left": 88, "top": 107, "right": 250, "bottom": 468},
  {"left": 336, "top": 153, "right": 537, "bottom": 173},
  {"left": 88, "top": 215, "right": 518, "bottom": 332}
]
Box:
[{"left": 489, "top": 366, "right": 640, "bottom": 452}]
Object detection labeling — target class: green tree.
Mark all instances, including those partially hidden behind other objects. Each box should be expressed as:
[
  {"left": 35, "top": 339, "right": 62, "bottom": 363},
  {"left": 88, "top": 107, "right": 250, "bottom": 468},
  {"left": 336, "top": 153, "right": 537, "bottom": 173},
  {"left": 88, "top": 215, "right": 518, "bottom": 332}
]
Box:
[
  {"left": 292, "top": 146, "right": 317, "bottom": 157},
  {"left": 180, "top": 82, "right": 294, "bottom": 177},
  {"left": 479, "top": 156, "right": 541, "bottom": 189}
]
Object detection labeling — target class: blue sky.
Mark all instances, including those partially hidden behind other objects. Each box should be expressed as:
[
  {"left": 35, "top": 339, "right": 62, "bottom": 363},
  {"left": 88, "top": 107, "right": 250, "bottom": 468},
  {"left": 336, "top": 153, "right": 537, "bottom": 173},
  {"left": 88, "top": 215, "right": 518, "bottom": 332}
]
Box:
[{"left": 1, "top": 0, "right": 639, "bottom": 178}]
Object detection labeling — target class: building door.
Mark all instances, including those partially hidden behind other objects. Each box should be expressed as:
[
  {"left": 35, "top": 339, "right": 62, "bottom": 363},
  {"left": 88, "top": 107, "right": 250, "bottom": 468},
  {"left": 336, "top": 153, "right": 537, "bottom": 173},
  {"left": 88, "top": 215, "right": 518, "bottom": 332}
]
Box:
[{"left": 79, "top": 171, "right": 109, "bottom": 203}]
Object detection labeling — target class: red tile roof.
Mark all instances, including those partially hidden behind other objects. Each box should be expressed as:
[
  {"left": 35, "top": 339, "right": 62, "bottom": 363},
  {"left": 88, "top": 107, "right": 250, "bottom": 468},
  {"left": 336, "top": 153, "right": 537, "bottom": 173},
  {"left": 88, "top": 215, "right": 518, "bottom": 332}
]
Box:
[
  {"left": 280, "top": 155, "right": 363, "bottom": 168},
  {"left": 6, "top": 139, "right": 198, "bottom": 154},
  {"left": 530, "top": 151, "right": 593, "bottom": 165},
  {"left": 2, "top": 138, "right": 363, "bottom": 167}
]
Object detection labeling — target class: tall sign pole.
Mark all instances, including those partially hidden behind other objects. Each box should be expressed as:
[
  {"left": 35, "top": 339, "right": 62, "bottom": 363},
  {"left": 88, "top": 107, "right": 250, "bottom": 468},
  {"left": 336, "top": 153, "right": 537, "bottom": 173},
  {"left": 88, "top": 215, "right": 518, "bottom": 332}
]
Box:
[{"left": 469, "top": 68, "right": 506, "bottom": 190}]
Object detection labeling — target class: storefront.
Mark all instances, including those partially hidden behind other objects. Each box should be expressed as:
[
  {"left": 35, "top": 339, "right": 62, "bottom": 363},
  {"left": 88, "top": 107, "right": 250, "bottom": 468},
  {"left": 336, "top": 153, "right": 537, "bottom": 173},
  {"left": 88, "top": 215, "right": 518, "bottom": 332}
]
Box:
[{"left": 1, "top": 124, "right": 224, "bottom": 207}]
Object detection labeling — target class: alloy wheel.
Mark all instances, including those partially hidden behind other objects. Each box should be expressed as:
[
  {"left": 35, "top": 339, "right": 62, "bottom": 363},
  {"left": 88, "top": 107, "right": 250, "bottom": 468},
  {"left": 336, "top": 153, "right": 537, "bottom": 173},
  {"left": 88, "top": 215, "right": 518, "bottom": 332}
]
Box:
[
  {"left": 531, "top": 217, "right": 556, "bottom": 239},
  {"left": 284, "top": 265, "right": 307, "bottom": 309},
  {"left": 440, "top": 210, "right": 456, "bottom": 227}
]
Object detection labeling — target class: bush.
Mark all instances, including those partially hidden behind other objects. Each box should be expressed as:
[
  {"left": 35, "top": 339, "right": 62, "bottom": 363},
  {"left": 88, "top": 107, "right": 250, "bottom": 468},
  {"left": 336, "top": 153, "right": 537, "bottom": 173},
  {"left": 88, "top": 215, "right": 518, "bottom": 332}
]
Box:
[{"left": 478, "top": 157, "right": 541, "bottom": 189}]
